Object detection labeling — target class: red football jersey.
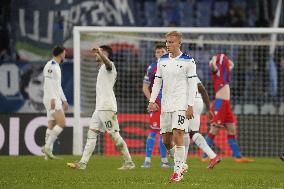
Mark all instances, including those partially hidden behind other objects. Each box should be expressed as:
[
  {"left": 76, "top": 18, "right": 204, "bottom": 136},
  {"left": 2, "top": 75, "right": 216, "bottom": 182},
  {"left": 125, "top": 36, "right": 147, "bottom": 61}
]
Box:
[{"left": 212, "top": 54, "right": 231, "bottom": 93}]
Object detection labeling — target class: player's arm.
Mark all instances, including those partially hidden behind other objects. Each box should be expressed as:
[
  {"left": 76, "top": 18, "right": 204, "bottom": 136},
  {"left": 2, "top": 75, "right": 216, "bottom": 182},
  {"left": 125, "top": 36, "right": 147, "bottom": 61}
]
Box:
[
  {"left": 59, "top": 82, "right": 68, "bottom": 111},
  {"left": 186, "top": 61, "right": 197, "bottom": 119},
  {"left": 198, "top": 82, "right": 214, "bottom": 122},
  {"left": 92, "top": 46, "right": 112, "bottom": 71},
  {"left": 229, "top": 59, "right": 234, "bottom": 70},
  {"left": 198, "top": 83, "right": 210, "bottom": 111},
  {"left": 56, "top": 67, "right": 68, "bottom": 111},
  {"left": 44, "top": 66, "right": 58, "bottom": 109},
  {"left": 142, "top": 83, "right": 151, "bottom": 101},
  {"left": 209, "top": 56, "right": 218, "bottom": 73},
  {"left": 148, "top": 62, "right": 162, "bottom": 112},
  {"left": 143, "top": 65, "right": 154, "bottom": 101}
]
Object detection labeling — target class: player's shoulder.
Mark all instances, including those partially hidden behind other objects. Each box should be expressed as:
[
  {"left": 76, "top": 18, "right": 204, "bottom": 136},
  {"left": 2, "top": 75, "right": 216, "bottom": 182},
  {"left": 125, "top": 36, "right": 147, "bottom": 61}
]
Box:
[
  {"left": 109, "top": 61, "right": 116, "bottom": 69},
  {"left": 159, "top": 53, "right": 170, "bottom": 61},
  {"left": 147, "top": 62, "right": 157, "bottom": 70},
  {"left": 179, "top": 53, "right": 195, "bottom": 64},
  {"left": 45, "top": 60, "right": 57, "bottom": 68}
]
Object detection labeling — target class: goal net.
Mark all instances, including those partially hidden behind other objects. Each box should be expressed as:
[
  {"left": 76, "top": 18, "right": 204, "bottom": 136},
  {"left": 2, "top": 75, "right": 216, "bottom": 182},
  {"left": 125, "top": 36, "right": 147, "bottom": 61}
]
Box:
[{"left": 73, "top": 27, "right": 284, "bottom": 157}]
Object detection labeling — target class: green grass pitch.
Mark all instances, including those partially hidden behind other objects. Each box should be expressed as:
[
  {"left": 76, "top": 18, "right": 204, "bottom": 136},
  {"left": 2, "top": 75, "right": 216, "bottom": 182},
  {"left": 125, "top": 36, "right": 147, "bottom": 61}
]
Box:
[{"left": 0, "top": 156, "right": 283, "bottom": 189}]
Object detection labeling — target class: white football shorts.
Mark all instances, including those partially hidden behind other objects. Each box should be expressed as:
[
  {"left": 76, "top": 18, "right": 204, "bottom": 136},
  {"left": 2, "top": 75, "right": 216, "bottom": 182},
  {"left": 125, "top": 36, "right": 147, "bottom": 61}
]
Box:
[
  {"left": 160, "top": 110, "right": 188, "bottom": 134},
  {"left": 90, "top": 110, "right": 120, "bottom": 133},
  {"left": 43, "top": 99, "right": 63, "bottom": 121}
]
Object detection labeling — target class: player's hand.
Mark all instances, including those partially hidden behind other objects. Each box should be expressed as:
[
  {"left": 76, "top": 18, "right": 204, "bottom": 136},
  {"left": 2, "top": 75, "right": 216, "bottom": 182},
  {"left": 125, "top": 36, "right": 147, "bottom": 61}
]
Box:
[
  {"left": 91, "top": 45, "right": 100, "bottom": 53},
  {"left": 63, "top": 101, "right": 69, "bottom": 111},
  {"left": 206, "top": 111, "right": 214, "bottom": 123},
  {"left": 186, "top": 106, "right": 194, "bottom": 119},
  {"left": 50, "top": 99, "right": 55, "bottom": 110},
  {"left": 147, "top": 102, "right": 159, "bottom": 112}
]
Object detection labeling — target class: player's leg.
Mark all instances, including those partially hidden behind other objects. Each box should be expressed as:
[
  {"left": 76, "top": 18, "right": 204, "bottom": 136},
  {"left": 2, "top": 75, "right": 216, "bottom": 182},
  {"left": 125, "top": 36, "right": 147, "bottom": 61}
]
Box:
[
  {"left": 80, "top": 128, "right": 100, "bottom": 165},
  {"left": 99, "top": 111, "right": 134, "bottom": 170},
  {"left": 188, "top": 100, "right": 221, "bottom": 168},
  {"left": 67, "top": 111, "right": 101, "bottom": 170},
  {"left": 42, "top": 100, "right": 62, "bottom": 159},
  {"left": 109, "top": 131, "right": 135, "bottom": 170},
  {"left": 189, "top": 114, "right": 221, "bottom": 168},
  {"left": 170, "top": 111, "right": 187, "bottom": 182},
  {"left": 43, "top": 106, "right": 66, "bottom": 159},
  {"left": 159, "top": 134, "right": 173, "bottom": 168},
  {"left": 141, "top": 111, "right": 160, "bottom": 168},
  {"left": 191, "top": 130, "right": 221, "bottom": 168},
  {"left": 202, "top": 99, "right": 222, "bottom": 159},
  {"left": 148, "top": 111, "right": 171, "bottom": 168},
  {"left": 226, "top": 123, "right": 254, "bottom": 163},
  {"left": 224, "top": 101, "right": 254, "bottom": 163},
  {"left": 226, "top": 123, "right": 242, "bottom": 158},
  {"left": 183, "top": 132, "right": 190, "bottom": 163},
  {"left": 44, "top": 119, "right": 56, "bottom": 160},
  {"left": 160, "top": 112, "right": 175, "bottom": 158},
  {"left": 141, "top": 131, "right": 157, "bottom": 168},
  {"left": 202, "top": 126, "right": 219, "bottom": 160}
]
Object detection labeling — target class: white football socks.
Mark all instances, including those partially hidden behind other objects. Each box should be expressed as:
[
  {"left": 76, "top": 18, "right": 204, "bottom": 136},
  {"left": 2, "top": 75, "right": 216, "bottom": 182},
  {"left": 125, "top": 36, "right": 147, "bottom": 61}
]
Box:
[
  {"left": 45, "top": 125, "right": 63, "bottom": 149},
  {"left": 168, "top": 145, "right": 176, "bottom": 158},
  {"left": 192, "top": 133, "right": 216, "bottom": 159},
  {"left": 174, "top": 146, "right": 185, "bottom": 173},
  {"left": 183, "top": 134, "right": 190, "bottom": 162},
  {"left": 80, "top": 130, "right": 98, "bottom": 164},
  {"left": 45, "top": 128, "right": 52, "bottom": 150}
]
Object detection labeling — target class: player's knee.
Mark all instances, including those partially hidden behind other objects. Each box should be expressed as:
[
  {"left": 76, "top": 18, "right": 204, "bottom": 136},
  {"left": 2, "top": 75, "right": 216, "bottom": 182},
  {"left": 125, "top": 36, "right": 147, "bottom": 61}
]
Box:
[
  {"left": 48, "top": 120, "right": 56, "bottom": 128},
  {"left": 173, "top": 129, "right": 184, "bottom": 138},
  {"left": 191, "top": 132, "right": 202, "bottom": 142},
  {"left": 163, "top": 139, "right": 175, "bottom": 150},
  {"left": 57, "top": 120, "right": 66, "bottom": 128},
  {"left": 162, "top": 137, "right": 171, "bottom": 148},
  {"left": 189, "top": 131, "right": 198, "bottom": 139},
  {"left": 88, "top": 129, "right": 98, "bottom": 139}
]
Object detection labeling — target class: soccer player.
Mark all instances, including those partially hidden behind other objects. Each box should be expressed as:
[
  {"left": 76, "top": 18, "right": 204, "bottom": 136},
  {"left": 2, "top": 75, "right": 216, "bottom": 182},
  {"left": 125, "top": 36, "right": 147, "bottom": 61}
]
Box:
[
  {"left": 148, "top": 31, "right": 197, "bottom": 182},
  {"left": 184, "top": 77, "right": 221, "bottom": 169},
  {"left": 141, "top": 43, "right": 173, "bottom": 168},
  {"left": 42, "top": 45, "right": 68, "bottom": 160},
  {"left": 202, "top": 53, "right": 254, "bottom": 163},
  {"left": 67, "top": 45, "right": 135, "bottom": 170}
]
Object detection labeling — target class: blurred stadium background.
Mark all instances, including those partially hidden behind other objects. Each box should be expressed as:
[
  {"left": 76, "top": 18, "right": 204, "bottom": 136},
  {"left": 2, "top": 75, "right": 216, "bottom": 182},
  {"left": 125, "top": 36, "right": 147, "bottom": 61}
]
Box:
[{"left": 0, "top": 0, "right": 283, "bottom": 160}]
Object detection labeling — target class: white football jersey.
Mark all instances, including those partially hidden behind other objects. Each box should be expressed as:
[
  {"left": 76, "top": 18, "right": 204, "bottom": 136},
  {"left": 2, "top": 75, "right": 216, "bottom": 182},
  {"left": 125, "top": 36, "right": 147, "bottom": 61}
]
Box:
[
  {"left": 150, "top": 52, "right": 197, "bottom": 112},
  {"left": 43, "top": 59, "right": 66, "bottom": 102},
  {"left": 95, "top": 62, "right": 117, "bottom": 112}
]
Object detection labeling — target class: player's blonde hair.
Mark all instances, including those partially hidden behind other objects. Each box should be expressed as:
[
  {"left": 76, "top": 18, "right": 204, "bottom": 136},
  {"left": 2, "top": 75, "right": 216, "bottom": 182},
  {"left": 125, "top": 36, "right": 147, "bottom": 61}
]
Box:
[{"left": 165, "top": 31, "right": 182, "bottom": 42}]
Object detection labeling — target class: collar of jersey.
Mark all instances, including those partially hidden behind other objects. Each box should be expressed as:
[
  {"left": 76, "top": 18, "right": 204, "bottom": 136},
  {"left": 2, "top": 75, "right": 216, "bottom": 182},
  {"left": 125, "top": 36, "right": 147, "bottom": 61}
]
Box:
[
  {"left": 169, "top": 52, "right": 183, "bottom": 60},
  {"left": 52, "top": 59, "right": 60, "bottom": 65}
]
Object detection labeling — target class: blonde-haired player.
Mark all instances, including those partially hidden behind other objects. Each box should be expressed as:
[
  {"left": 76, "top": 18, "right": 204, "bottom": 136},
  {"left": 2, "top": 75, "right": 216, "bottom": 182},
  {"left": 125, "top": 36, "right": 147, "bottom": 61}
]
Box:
[{"left": 148, "top": 31, "right": 197, "bottom": 182}]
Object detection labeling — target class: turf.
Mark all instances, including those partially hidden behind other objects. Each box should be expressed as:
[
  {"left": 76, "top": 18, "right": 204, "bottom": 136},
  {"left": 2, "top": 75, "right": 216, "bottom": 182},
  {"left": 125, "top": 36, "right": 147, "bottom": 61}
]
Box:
[{"left": 0, "top": 156, "right": 283, "bottom": 189}]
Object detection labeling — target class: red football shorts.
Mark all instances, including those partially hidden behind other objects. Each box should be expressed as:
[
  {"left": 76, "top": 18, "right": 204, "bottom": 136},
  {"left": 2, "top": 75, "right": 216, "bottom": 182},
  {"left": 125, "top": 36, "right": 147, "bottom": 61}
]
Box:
[
  {"left": 211, "top": 99, "right": 235, "bottom": 126},
  {"left": 149, "top": 110, "right": 160, "bottom": 132}
]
